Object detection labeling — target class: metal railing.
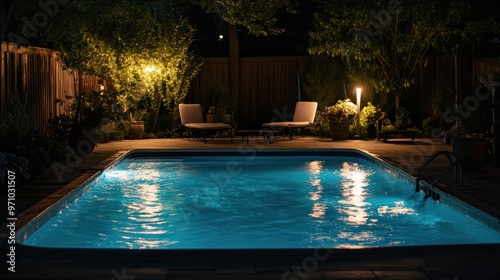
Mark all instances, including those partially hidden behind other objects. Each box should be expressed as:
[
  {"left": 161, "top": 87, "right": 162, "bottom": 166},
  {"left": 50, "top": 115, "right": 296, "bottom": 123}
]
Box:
[{"left": 414, "top": 151, "right": 463, "bottom": 200}]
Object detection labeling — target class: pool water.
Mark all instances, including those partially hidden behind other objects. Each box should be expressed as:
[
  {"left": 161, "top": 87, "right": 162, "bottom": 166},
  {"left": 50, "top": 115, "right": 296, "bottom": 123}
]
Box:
[{"left": 23, "top": 154, "right": 500, "bottom": 249}]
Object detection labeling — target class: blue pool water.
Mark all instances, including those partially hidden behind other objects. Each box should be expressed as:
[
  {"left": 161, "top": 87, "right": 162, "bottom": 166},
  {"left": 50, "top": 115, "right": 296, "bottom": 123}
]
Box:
[{"left": 22, "top": 152, "right": 500, "bottom": 249}]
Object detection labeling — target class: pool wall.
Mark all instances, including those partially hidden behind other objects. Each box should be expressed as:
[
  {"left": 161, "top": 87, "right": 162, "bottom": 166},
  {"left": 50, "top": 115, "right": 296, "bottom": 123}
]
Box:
[{"left": 15, "top": 149, "right": 500, "bottom": 244}]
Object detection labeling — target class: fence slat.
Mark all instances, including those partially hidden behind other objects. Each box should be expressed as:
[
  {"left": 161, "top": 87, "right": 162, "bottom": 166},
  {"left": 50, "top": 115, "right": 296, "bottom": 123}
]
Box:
[{"left": 1, "top": 42, "right": 98, "bottom": 135}]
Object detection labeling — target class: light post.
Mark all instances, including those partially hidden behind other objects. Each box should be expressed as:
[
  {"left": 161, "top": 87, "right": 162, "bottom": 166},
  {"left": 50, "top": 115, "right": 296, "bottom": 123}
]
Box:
[{"left": 355, "top": 87, "right": 362, "bottom": 138}]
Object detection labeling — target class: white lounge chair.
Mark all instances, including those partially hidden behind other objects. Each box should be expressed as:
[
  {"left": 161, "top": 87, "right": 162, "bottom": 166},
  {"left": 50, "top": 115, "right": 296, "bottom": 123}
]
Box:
[
  {"left": 262, "top": 101, "right": 318, "bottom": 141},
  {"left": 179, "top": 104, "right": 233, "bottom": 143}
]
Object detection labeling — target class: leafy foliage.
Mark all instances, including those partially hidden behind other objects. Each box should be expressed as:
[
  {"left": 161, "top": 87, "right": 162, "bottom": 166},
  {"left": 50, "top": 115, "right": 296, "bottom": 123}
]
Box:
[
  {"left": 1, "top": 94, "right": 69, "bottom": 185},
  {"left": 44, "top": 0, "right": 202, "bottom": 129},
  {"left": 309, "top": 0, "right": 485, "bottom": 97},
  {"left": 322, "top": 99, "right": 357, "bottom": 123},
  {"left": 210, "top": 84, "right": 233, "bottom": 123},
  {"left": 360, "top": 102, "right": 382, "bottom": 127},
  {"left": 303, "top": 55, "right": 348, "bottom": 110},
  {"left": 394, "top": 107, "right": 412, "bottom": 130},
  {"left": 193, "top": 0, "right": 297, "bottom": 36}
]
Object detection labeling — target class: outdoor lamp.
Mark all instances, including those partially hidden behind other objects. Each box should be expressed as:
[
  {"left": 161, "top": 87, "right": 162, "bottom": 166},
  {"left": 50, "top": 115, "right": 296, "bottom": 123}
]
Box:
[
  {"left": 98, "top": 80, "right": 105, "bottom": 95},
  {"left": 356, "top": 87, "right": 362, "bottom": 137}
]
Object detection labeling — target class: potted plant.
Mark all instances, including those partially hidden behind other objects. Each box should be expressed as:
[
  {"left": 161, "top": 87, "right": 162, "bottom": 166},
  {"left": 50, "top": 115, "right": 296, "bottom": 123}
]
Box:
[
  {"left": 448, "top": 126, "right": 490, "bottom": 173},
  {"left": 322, "top": 99, "right": 357, "bottom": 140},
  {"left": 206, "top": 106, "right": 215, "bottom": 123},
  {"left": 444, "top": 97, "right": 492, "bottom": 172},
  {"left": 130, "top": 109, "right": 146, "bottom": 139}
]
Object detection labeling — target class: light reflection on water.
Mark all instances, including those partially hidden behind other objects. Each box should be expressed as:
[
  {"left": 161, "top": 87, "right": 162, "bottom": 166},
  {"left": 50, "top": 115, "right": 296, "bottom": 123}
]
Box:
[
  {"left": 307, "top": 161, "right": 326, "bottom": 219},
  {"left": 338, "top": 162, "right": 371, "bottom": 225}
]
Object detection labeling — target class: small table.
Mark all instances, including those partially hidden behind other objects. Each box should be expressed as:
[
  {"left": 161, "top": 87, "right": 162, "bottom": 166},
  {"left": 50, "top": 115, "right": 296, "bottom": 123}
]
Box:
[
  {"left": 259, "top": 128, "right": 280, "bottom": 143},
  {"left": 377, "top": 130, "right": 416, "bottom": 142},
  {"left": 235, "top": 130, "right": 260, "bottom": 143}
]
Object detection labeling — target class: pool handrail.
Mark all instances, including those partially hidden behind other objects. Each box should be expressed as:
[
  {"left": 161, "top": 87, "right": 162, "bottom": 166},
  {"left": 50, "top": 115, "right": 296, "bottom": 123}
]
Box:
[{"left": 415, "top": 151, "right": 463, "bottom": 198}]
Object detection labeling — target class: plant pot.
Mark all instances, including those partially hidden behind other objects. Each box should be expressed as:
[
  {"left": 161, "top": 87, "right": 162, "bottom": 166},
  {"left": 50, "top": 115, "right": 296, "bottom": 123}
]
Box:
[
  {"left": 69, "top": 126, "right": 98, "bottom": 157},
  {"left": 329, "top": 122, "right": 350, "bottom": 140},
  {"left": 130, "top": 121, "right": 145, "bottom": 139},
  {"left": 452, "top": 137, "right": 490, "bottom": 172},
  {"left": 206, "top": 114, "right": 215, "bottom": 123}
]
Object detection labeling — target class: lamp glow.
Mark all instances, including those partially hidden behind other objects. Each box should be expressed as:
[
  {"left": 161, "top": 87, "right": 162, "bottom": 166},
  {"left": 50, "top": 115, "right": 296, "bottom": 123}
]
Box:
[
  {"left": 144, "top": 65, "right": 156, "bottom": 73},
  {"left": 356, "top": 88, "right": 362, "bottom": 137}
]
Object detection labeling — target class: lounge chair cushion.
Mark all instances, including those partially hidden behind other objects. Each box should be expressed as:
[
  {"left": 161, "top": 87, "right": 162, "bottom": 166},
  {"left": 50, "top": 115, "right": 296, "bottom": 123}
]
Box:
[
  {"left": 179, "top": 104, "right": 204, "bottom": 125},
  {"left": 262, "top": 101, "right": 318, "bottom": 129},
  {"left": 185, "top": 123, "right": 232, "bottom": 130},
  {"left": 293, "top": 101, "right": 318, "bottom": 124},
  {"left": 287, "top": 121, "right": 312, "bottom": 128},
  {"left": 262, "top": 121, "right": 311, "bottom": 128},
  {"left": 262, "top": 121, "right": 292, "bottom": 128}
]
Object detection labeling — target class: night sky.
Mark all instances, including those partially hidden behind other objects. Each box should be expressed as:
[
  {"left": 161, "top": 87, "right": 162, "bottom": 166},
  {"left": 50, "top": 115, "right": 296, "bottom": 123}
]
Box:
[{"left": 187, "top": 1, "right": 315, "bottom": 57}]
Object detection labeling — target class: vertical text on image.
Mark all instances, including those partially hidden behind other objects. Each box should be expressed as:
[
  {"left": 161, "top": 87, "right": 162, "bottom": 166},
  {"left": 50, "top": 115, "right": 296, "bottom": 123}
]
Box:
[{"left": 6, "top": 170, "right": 17, "bottom": 273}]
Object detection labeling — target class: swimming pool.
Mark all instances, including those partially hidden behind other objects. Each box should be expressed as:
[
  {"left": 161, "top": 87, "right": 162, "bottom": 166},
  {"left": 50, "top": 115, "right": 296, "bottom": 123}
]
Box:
[{"left": 19, "top": 150, "right": 500, "bottom": 249}]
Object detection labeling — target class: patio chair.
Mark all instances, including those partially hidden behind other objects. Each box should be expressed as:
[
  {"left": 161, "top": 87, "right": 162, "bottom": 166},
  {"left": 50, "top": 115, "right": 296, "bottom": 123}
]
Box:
[
  {"left": 179, "top": 104, "right": 233, "bottom": 143},
  {"left": 262, "top": 101, "right": 318, "bottom": 141}
]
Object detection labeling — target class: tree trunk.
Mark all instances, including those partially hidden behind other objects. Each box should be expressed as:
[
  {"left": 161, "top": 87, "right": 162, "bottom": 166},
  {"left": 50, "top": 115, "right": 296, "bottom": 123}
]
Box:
[
  {"left": 152, "top": 93, "right": 162, "bottom": 132},
  {"left": 228, "top": 23, "right": 240, "bottom": 124},
  {"left": 395, "top": 94, "right": 400, "bottom": 111}
]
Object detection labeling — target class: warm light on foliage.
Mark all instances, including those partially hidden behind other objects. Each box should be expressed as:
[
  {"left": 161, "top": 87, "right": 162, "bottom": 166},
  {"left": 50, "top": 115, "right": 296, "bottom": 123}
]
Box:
[
  {"left": 45, "top": 0, "right": 202, "bottom": 128},
  {"left": 322, "top": 99, "right": 357, "bottom": 123}
]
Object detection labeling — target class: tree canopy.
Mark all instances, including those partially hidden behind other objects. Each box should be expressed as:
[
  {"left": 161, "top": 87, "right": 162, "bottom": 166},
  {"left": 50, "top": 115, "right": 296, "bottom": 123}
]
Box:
[
  {"left": 42, "top": 0, "right": 201, "bottom": 108},
  {"left": 188, "top": 0, "right": 298, "bottom": 120},
  {"left": 308, "top": 0, "right": 498, "bottom": 109},
  {"left": 192, "top": 0, "right": 296, "bottom": 36}
]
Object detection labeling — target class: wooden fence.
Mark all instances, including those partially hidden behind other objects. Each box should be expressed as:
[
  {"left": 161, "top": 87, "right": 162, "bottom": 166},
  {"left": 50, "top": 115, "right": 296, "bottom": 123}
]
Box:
[
  {"left": 188, "top": 56, "right": 311, "bottom": 128},
  {"left": 2, "top": 41, "right": 500, "bottom": 135},
  {"left": 1, "top": 42, "right": 102, "bottom": 135},
  {"left": 191, "top": 55, "right": 500, "bottom": 128},
  {"left": 405, "top": 55, "right": 500, "bottom": 123}
]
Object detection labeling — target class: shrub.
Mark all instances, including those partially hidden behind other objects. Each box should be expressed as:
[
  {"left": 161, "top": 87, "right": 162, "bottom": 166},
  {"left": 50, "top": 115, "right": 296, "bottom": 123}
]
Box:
[
  {"left": 0, "top": 152, "right": 30, "bottom": 186},
  {"left": 395, "top": 107, "right": 412, "bottom": 130}
]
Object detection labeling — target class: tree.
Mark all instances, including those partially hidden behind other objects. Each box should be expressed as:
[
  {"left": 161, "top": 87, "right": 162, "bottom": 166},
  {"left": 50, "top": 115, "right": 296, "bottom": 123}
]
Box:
[
  {"left": 433, "top": 0, "right": 500, "bottom": 122},
  {"left": 303, "top": 54, "right": 348, "bottom": 110},
  {"left": 0, "top": 0, "right": 14, "bottom": 43},
  {"left": 41, "top": 0, "right": 202, "bottom": 130},
  {"left": 309, "top": 0, "right": 473, "bottom": 111},
  {"left": 190, "top": 0, "right": 297, "bottom": 122}
]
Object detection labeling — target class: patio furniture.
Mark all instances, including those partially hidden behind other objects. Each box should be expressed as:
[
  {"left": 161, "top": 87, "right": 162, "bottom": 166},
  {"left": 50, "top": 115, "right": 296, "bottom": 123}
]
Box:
[
  {"left": 179, "top": 104, "right": 233, "bottom": 143},
  {"left": 377, "top": 130, "right": 417, "bottom": 142},
  {"left": 259, "top": 128, "right": 280, "bottom": 143},
  {"left": 235, "top": 129, "right": 260, "bottom": 143},
  {"left": 262, "top": 101, "right": 318, "bottom": 140}
]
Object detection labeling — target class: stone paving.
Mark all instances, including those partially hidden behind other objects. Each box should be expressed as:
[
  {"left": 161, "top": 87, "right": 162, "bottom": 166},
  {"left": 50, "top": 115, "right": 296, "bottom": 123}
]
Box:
[{"left": 1, "top": 136, "right": 500, "bottom": 280}]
